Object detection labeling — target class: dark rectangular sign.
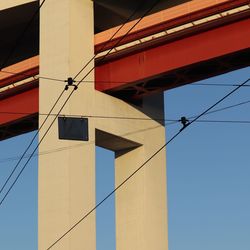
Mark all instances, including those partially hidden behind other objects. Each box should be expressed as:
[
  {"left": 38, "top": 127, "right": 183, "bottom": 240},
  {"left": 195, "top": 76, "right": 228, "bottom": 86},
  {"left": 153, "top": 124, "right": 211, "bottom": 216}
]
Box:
[{"left": 58, "top": 116, "right": 88, "bottom": 141}]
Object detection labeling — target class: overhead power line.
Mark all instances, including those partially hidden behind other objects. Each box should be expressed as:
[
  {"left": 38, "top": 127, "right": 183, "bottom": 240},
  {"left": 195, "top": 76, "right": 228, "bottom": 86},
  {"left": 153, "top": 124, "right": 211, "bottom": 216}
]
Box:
[
  {"left": 0, "top": 90, "right": 65, "bottom": 197},
  {"left": 0, "top": 2, "right": 148, "bottom": 197},
  {"left": 0, "top": 1, "right": 148, "bottom": 202},
  {"left": 0, "top": 0, "right": 249, "bottom": 89},
  {"left": 0, "top": 0, "right": 149, "bottom": 200},
  {"left": 0, "top": 0, "right": 56, "bottom": 198},
  {"left": 165, "top": 99, "right": 250, "bottom": 125},
  {"left": 0, "top": 69, "right": 65, "bottom": 83},
  {"left": 2, "top": 117, "right": 250, "bottom": 165},
  {"left": 2, "top": 66, "right": 250, "bottom": 89},
  {"left": 0, "top": 0, "right": 249, "bottom": 246},
  {"left": 72, "top": 0, "right": 147, "bottom": 81},
  {"left": 1, "top": 92, "right": 250, "bottom": 168},
  {"left": 0, "top": 124, "right": 161, "bottom": 165},
  {"left": 192, "top": 119, "right": 250, "bottom": 124},
  {"left": 1, "top": 96, "right": 250, "bottom": 166},
  {"left": 0, "top": 0, "right": 162, "bottom": 206},
  {"left": 2, "top": 97, "right": 250, "bottom": 121},
  {"left": 191, "top": 83, "right": 250, "bottom": 87},
  {"left": 45, "top": 77, "right": 250, "bottom": 250},
  {"left": 0, "top": 0, "right": 249, "bottom": 245}
]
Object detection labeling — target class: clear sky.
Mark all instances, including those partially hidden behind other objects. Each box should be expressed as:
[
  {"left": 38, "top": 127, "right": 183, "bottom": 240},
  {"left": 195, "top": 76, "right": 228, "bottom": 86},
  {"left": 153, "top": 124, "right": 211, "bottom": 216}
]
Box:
[{"left": 0, "top": 66, "right": 250, "bottom": 249}]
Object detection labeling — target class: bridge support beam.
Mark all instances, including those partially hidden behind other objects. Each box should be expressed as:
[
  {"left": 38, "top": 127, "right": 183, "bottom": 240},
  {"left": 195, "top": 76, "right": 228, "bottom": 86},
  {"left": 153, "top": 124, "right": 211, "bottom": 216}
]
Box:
[
  {"left": 38, "top": 0, "right": 168, "bottom": 249},
  {"left": 95, "top": 92, "right": 168, "bottom": 250},
  {"left": 39, "top": 0, "right": 96, "bottom": 249}
]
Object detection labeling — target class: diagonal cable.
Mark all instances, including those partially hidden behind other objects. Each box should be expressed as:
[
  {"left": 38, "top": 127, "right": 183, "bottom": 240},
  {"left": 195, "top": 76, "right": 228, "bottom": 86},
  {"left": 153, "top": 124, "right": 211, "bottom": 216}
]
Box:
[
  {"left": 0, "top": 0, "right": 147, "bottom": 201},
  {"left": 73, "top": 0, "right": 146, "bottom": 80},
  {"left": 0, "top": 0, "right": 64, "bottom": 197},
  {"left": 0, "top": 0, "right": 162, "bottom": 205},
  {"left": 2, "top": 86, "right": 250, "bottom": 165},
  {"left": 45, "top": 76, "right": 250, "bottom": 249}
]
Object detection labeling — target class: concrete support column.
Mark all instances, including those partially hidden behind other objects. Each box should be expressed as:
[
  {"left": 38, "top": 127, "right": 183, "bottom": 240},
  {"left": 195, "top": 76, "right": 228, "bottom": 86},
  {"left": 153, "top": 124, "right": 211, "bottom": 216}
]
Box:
[
  {"left": 114, "top": 95, "right": 168, "bottom": 250},
  {"left": 38, "top": 1, "right": 168, "bottom": 249},
  {"left": 38, "top": 0, "right": 96, "bottom": 249},
  {"left": 94, "top": 92, "right": 168, "bottom": 250}
]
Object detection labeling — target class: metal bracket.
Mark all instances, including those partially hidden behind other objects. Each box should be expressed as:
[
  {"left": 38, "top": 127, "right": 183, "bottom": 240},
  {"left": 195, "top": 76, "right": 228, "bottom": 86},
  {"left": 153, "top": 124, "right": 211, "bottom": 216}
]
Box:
[
  {"left": 179, "top": 116, "right": 190, "bottom": 131},
  {"left": 64, "top": 77, "right": 78, "bottom": 91}
]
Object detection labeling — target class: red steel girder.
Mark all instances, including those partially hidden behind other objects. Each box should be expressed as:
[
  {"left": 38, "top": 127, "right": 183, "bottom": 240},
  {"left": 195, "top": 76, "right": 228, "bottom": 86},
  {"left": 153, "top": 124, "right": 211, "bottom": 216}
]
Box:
[
  {"left": 95, "top": 0, "right": 250, "bottom": 54},
  {"left": 0, "top": 55, "right": 39, "bottom": 89},
  {"left": 0, "top": 15, "right": 250, "bottom": 139},
  {"left": 95, "top": 18, "right": 250, "bottom": 93},
  {"left": 0, "top": 88, "right": 38, "bottom": 129}
]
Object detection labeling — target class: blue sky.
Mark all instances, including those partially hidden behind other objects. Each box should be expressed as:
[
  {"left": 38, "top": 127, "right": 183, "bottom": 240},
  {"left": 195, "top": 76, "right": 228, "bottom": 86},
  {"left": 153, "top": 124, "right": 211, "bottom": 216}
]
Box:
[{"left": 0, "top": 67, "right": 250, "bottom": 249}]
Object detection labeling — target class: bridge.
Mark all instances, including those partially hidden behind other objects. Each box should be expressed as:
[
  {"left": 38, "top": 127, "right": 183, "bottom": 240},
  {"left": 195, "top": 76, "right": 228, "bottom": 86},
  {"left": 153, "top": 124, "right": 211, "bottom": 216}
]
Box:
[
  {"left": 0, "top": 0, "right": 249, "bottom": 249},
  {"left": 1, "top": 0, "right": 249, "bottom": 140}
]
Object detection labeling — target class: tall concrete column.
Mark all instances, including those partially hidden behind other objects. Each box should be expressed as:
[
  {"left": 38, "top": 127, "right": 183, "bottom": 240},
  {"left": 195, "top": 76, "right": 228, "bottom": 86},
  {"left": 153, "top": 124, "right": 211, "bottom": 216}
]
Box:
[
  {"left": 114, "top": 95, "right": 168, "bottom": 250},
  {"left": 94, "top": 92, "right": 168, "bottom": 250},
  {"left": 38, "top": 0, "right": 168, "bottom": 249},
  {"left": 38, "top": 0, "right": 96, "bottom": 249}
]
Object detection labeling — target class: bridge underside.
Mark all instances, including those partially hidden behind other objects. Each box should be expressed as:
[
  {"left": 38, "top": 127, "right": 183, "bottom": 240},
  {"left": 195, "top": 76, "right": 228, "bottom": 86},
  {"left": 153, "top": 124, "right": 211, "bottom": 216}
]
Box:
[
  {"left": 107, "top": 49, "right": 249, "bottom": 101},
  {"left": 0, "top": 0, "right": 249, "bottom": 140},
  {"left": 0, "top": 0, "right": 190, "bottom": 68}
]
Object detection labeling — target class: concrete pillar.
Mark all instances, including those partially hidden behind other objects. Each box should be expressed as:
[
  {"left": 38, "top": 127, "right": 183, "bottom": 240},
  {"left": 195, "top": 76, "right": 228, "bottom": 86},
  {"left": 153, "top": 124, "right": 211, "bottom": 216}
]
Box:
[
  {"left": 38, "top": 0, "right": 96, "bottom": 249},
  {"left": 38, "top": 0, "right": 168, "bottom": 249},
  {"left": 95, "top": 93, "right": 168, "bottom": 250},
  {"left": 114, "top": 127, "right": 168, "bottom": 250}
]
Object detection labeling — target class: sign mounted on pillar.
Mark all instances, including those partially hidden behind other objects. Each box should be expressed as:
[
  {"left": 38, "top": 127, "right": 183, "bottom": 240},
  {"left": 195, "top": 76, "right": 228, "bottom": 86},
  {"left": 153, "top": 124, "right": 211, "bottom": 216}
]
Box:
[{"left": 58, "top": 116, "right": 89, "bottom": 141}]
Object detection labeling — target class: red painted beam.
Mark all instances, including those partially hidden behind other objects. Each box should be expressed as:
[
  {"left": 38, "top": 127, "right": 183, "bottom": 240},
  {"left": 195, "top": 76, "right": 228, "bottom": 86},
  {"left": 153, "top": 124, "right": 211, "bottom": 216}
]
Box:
[
  {"left": 0, "top": 87, "right": 38, "bottom": 126},
  {"left": 0, "top": 67, "right": 38, "bottom": 89},
  {"left": 0, "top": 56, "right": 39, "bottom": 89},
  {"left": 0, "top": 11, "right": 249, "bottom": 138},
  {"left": 95, "top": 18, "right": 250, "bottom": 92},
  {"left": 1, "top": 18, "right": 249, "bottom": 128},
  {"left": 95, "top": 0, "right": 250, "bottom": 54}
]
